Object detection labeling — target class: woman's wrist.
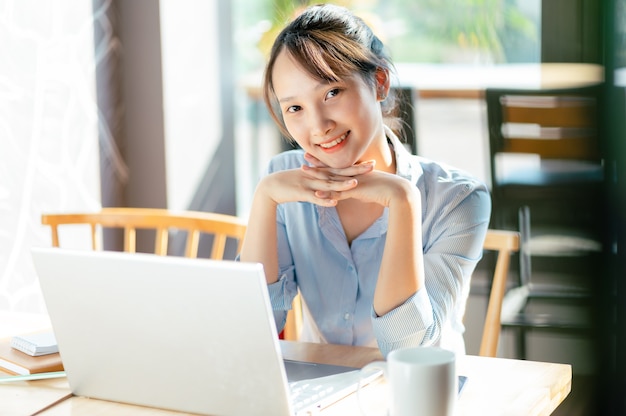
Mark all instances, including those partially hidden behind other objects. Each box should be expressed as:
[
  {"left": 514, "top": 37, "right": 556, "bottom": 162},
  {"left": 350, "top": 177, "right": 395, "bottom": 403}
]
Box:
[
  {"left": 387, "top": 177, "right": 420, "bottom": 211},
  {"left": 255, "top": 174, "right": 281, "bottom": 207}
]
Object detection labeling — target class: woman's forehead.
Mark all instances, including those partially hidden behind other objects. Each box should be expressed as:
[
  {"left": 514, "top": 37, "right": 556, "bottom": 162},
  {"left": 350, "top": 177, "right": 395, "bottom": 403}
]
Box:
[
  {"left": 272, "top": 50, "right": 319, "bottom": 82},
  {"left": 271, "top": 52, "right": 329, "bottom": 100},
  {"left": 271, "top": 49, "right": 368, "bottom": 94}
]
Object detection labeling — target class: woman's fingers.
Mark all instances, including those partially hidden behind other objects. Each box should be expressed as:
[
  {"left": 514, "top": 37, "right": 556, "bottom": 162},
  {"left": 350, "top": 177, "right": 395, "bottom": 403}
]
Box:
[
  {"left": 301, "top": 160, "right": 375, "bottom": 180},
  {"left": 311, "top": 178, "right": 358, "bottom": 192},
  {"left": 266, "top": 159, "right": 383, "bottom": 207},
  {"left": 298, "top": 159, "right": 376, "bottom": 205},
  {"left": 312, "top": 194, "right": 338, "bottom": 206},
  {"left": 303, "top": 152, "right": 326, "bottom": 168},
  {"left": 267, "top": 169, "right": 358, "bottom": 206},
  {"left": 303, "top": 152, "right": 376, "bottom": 172}
]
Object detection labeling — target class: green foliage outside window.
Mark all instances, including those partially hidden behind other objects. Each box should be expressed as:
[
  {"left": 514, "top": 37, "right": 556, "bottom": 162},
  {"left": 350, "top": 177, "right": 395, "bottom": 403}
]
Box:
[{"left": 251, "top": 0, "right": 539, "bottom": 65}]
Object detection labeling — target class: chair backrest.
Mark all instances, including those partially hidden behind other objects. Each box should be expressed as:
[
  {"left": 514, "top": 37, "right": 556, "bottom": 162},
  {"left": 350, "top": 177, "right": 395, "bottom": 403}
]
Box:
[
  {"left": 41, "top": 207, "right": 247, "bottom": 260},
  {"left": 283, "top": 229, "right": 520, "bottom": 358},
  {"left": 485, "top": 84, "right": 603, "bottom": 185}
]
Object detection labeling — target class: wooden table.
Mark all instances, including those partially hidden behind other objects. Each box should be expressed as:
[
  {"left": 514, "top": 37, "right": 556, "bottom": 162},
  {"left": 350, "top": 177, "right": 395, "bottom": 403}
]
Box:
[
  {"left": 394, "top": 62, "right": 603, "bottom": 96},
  {"left": 0, "top": 341, "right": 571, "bottom": 416},
  {"left": 281, "top": 342, "right": 572, "bottom": 416}
]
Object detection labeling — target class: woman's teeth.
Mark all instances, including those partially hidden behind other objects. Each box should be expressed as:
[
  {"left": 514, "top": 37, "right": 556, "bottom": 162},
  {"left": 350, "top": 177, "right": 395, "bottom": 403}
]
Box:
[{"left": 319, "top": 133, "right": 347, "bottom": 149}]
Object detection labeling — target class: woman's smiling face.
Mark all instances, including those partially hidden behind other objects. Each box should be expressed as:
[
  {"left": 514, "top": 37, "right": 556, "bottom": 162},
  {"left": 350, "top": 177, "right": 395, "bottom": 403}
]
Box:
[{"left": 271, "top": 49, "right": 388, "bottom": 169}]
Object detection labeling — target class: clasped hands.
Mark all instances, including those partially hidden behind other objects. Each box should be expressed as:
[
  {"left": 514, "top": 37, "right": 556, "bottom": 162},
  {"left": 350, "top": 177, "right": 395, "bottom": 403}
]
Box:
[{"left": 261, "top": 152, "right": 409, "bottom": 208}]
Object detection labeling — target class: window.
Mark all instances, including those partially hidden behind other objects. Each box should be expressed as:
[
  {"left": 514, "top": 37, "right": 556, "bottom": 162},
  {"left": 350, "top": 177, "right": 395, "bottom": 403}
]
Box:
[{"left": 0, "top": 2, "right": 100, "bottom": 316}]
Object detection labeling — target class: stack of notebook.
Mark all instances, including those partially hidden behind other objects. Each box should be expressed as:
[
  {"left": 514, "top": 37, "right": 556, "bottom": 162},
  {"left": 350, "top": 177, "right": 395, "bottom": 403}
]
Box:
[{"left": 0, "top": 332, "right": 63, "bottom": 376}]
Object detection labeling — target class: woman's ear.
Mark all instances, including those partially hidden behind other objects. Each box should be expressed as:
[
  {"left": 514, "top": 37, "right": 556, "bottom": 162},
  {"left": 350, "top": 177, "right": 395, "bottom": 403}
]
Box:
[{"left": 375, "top": 68, "right": 391, "bottom": 101}]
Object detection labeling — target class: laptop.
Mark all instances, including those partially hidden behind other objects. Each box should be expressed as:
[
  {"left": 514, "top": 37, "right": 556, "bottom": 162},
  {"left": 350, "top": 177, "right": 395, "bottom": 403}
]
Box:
[{"left": 31, "top": 247, "right": 377, "bottom": 415}]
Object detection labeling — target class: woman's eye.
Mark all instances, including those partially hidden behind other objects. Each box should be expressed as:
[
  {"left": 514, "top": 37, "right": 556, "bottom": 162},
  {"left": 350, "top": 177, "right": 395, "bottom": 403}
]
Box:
[
  {"left": 286, "top": 105, "right": 301, "bottom": 113},
  {"left": 326, "top": 88, "right": 340, "bottom": 99}
]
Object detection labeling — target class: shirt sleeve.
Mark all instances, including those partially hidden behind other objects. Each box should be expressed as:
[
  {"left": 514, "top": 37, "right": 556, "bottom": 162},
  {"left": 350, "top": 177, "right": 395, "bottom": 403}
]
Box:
[
  {"left": 371, "top": 182, "right": 491, "bottom": 357},
  {"left": 267, "top": 269, "right": 295, "bottom": 333},
  {"left": 266, "top": 204, "right": 299, "bottom": 333},
  {"left": 259, "top": 152, "right": 303, "bottom": 333}
]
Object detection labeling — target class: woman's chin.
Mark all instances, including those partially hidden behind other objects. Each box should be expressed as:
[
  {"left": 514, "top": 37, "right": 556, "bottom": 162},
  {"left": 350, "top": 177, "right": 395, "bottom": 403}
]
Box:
[{"left": 319, "top": 153, "right": 361, "bottom": 169}]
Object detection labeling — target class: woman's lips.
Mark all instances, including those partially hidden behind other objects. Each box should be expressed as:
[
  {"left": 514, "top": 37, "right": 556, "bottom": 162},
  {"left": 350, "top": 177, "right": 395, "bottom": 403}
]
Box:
[{"left": 319, "top": 132, "right": 348, "bottom": 149}]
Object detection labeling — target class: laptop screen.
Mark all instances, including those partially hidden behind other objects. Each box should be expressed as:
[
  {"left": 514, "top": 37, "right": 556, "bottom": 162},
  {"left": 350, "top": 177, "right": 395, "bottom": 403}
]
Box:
[{"left": 33, "top": 247, "right": 296, "bottom": 415}]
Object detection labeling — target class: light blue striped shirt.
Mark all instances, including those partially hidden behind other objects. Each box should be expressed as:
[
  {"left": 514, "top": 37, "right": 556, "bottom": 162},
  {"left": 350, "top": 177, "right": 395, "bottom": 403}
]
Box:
[{"left": 265, "top": 130, "right": 491, "bottom": 357}]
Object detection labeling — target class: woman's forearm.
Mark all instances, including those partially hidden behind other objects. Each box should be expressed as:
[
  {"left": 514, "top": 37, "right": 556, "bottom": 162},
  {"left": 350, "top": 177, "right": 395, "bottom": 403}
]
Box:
[{"left": 373, "top": 182, "right": 425, "bottom": 316}]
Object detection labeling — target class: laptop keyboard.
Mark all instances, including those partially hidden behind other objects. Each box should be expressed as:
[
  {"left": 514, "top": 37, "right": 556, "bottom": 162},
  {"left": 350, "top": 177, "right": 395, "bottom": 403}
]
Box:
[
  {"left": 288, "top": 369, "right": 381, "bottom": 414},
  {"left": 289, "top": 379, "right": 337, "bottom": 412}
]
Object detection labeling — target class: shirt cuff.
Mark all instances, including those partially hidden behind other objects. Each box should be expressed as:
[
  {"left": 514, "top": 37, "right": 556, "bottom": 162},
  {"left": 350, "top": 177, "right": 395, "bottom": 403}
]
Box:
[
  {"left": 267, "top": 270, "right": 297, "bottom": 310},
  {"left": 371, "top": 288, "right": 434, "bottom": 356}
]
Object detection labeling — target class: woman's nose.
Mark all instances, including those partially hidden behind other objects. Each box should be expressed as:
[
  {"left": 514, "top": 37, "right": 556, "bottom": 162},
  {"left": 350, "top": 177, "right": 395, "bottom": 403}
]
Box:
[{"left": 309, "top": 109, "right": 334, "bottom": 137}]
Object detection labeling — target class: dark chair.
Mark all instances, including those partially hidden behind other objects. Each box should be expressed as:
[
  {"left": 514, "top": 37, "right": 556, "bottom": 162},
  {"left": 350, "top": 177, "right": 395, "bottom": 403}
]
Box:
[{"left": 485, "top": 84, "right": 606, "bottom": 358}]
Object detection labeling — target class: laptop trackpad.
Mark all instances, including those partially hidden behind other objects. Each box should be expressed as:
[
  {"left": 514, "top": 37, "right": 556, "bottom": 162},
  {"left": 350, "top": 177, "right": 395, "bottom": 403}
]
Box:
[{"left": 283, "top": 359, "right": 358, "bottom": 382}]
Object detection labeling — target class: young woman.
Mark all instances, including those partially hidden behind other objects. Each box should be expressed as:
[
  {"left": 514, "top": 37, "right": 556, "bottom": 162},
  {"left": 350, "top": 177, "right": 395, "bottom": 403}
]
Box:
[{"left": 240, "top": 3, "right": 490, "bottom": 357}]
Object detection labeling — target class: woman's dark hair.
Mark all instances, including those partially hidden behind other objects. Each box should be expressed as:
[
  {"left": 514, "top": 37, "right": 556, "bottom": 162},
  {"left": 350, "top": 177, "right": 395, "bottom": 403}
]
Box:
[{"left": 262, "top": 3, "right": 403, "bottom": 142}]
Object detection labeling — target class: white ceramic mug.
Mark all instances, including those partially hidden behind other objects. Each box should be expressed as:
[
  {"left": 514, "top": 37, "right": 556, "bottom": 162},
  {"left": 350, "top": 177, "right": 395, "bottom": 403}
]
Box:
[{"left": 358, "top": 346, "right": 457, "bottom": 416}]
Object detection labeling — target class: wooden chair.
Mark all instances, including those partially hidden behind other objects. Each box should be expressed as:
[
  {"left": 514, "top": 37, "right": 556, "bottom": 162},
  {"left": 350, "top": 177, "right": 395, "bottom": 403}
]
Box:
[
  {"left": 41, "top": 207, "right": 247, "bottom": 260},
  {"left": 485, "top": 84, "right": 605, "bottom": 358},
  {"left": 478, "top": 229, "right": 520, "bottom": 357},
  {"left": 283, "top": 229, "right": 520, "bottom": 358}
]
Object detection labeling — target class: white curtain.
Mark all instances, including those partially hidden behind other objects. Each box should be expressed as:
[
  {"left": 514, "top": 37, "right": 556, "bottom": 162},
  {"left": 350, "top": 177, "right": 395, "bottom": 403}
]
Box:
[{"left": 0, "top": 1, "right": 100, "bottom": 314}]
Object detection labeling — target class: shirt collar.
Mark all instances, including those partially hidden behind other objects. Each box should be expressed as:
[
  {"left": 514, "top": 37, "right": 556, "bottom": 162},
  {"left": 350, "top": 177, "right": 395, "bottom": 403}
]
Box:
[{"left": 384, "top": 125, "right": 423, "bottom": 186}]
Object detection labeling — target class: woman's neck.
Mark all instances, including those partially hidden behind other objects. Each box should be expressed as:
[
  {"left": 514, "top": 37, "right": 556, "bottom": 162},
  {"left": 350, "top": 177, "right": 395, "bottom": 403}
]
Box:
[{"left": 370, "top": 134, "right": 396, "bottom": 174}]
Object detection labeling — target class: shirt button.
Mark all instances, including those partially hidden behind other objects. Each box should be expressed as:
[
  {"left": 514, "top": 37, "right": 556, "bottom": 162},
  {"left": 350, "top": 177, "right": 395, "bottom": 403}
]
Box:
[{"left": 344, "top": 313, "right": 350, "bottom": 320}]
